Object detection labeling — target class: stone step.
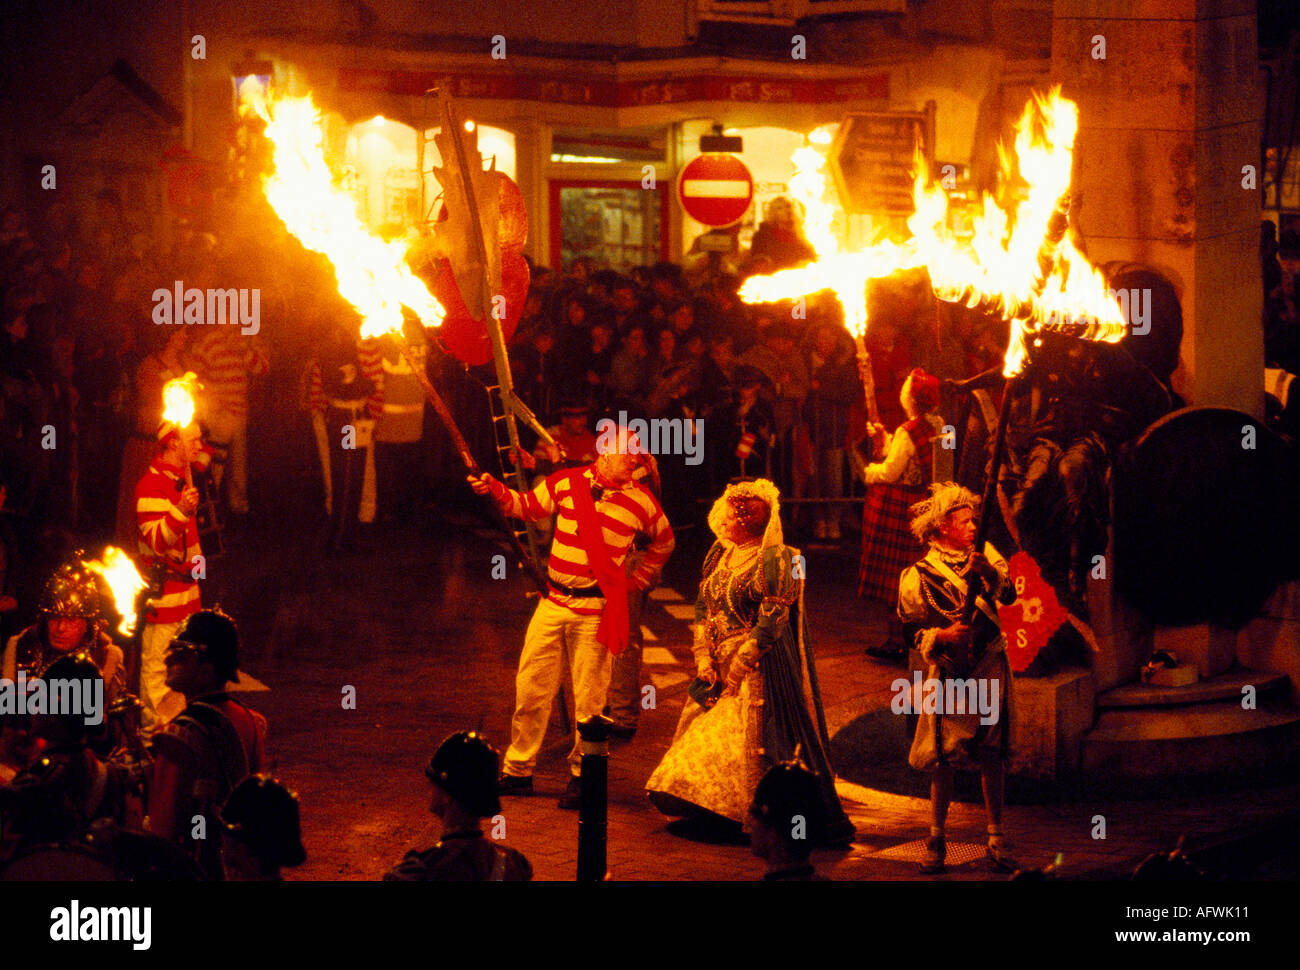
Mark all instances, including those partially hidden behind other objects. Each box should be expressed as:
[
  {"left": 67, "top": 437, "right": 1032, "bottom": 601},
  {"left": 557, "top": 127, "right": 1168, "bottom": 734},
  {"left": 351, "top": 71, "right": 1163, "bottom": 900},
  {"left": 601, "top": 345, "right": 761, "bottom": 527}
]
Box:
[
  {"left": 1082, "top": 700, "right": 1300, "bottom": 783},
  {"left": 1096, "top": 668, "right": 1289, "bottom": 709}
]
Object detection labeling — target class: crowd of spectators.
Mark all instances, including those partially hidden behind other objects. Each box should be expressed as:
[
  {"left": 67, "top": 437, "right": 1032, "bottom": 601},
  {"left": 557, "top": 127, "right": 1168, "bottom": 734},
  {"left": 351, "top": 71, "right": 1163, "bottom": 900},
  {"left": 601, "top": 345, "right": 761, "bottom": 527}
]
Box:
[{"left": 0, "top": 179, "right": 1023, "bottom": 647}]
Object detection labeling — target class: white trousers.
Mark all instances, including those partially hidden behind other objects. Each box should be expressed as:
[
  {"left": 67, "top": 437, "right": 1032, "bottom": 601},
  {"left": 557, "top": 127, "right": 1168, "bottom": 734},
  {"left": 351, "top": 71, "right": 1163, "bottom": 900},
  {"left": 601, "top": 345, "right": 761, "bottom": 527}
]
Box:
[
  {"left": 312, "top": 411, "right": 375, "bottom": 521},
  {"left": 503, "top": 597, "right": 610, "bottom": 778},
  {"left": 141, "top": 619, "right": 187, "bottom": 729},
  {"left": 206, "top": 410, "right": 249, "bottom": 514}
]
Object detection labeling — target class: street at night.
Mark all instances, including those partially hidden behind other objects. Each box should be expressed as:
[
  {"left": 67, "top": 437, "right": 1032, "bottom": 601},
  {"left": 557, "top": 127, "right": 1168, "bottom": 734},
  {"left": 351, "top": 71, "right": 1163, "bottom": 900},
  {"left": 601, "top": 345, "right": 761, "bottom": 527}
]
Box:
[{"left": 3, "top": 0, "right": 1300, "bottom": 954}]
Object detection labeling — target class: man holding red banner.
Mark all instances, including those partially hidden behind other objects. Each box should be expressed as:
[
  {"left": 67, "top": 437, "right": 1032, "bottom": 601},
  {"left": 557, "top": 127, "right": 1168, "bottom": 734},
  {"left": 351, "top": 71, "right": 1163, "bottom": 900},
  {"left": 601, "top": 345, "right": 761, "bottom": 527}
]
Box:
[{"left": 468, "top": 427, "right": 674, "bottom": 809}]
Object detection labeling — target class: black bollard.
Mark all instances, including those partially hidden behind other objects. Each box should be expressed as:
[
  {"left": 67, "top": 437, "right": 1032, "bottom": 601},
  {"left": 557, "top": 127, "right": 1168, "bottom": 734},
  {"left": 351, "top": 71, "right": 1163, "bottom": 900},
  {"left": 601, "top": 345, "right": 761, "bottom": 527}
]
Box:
[{"left": 576, "top": 714, "right": 613, "bottom": 881}]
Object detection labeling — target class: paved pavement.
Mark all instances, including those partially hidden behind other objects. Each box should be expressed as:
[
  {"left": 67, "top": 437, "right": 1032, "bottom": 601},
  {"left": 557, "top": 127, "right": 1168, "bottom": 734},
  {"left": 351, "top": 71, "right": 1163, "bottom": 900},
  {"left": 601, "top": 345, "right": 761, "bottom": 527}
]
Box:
[{"left": 212, "top": 500, "right": 1300, "bottom": 881}]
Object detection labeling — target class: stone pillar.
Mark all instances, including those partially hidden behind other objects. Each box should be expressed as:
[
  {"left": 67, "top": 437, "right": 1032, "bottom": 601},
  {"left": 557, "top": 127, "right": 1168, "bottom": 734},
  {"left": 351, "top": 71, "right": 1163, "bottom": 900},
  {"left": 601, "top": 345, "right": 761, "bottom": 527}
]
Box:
[
  {"left": 1052, "top": 0, "right": 1264, "bottom": 419},
  {"left": 511, "top": 118, "right": 550, "bottom": 267}
]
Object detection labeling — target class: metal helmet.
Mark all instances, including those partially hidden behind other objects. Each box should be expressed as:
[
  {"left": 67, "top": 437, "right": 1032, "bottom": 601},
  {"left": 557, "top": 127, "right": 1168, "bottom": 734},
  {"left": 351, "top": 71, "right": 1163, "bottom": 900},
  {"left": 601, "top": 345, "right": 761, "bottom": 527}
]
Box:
[
  {"left": 38, "top": 555, "right": 102, "bottom": 620},
  {"left": 29, "top": 653, "right": 105, "bottom": 745},
  {"left": 172, "top": 608, "right": 240, "bottom": 683},
  {"left": 749, "top": 760, "right": 822, "bottom": 837},
  {"left": 424, "top": 731, "right": 501, "bottom": 818},
  {"left": 220, "top": 774, "right": 307, "bottom": 868}
]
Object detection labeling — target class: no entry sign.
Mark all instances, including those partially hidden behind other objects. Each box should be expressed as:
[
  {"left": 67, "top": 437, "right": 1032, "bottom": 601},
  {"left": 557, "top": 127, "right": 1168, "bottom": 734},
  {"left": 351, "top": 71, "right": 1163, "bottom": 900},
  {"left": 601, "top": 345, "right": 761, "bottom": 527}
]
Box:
[{"left": 677, "top": 153, "right": 754, "bottom": 227}]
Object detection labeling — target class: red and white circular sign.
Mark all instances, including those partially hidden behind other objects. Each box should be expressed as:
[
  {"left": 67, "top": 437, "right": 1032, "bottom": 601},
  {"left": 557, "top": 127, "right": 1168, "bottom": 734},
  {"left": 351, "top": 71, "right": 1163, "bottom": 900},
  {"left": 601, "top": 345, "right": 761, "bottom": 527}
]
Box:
[{"left": 677, "top": 153, "right": 754, "bottom": 227}]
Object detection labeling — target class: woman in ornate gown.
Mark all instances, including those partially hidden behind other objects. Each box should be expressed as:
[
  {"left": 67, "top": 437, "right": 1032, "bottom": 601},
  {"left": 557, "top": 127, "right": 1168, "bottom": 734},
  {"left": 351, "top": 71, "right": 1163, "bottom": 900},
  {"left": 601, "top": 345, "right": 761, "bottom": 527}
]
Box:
[{"left": 646, "top": 479, "right": 854, "bottom": 846}]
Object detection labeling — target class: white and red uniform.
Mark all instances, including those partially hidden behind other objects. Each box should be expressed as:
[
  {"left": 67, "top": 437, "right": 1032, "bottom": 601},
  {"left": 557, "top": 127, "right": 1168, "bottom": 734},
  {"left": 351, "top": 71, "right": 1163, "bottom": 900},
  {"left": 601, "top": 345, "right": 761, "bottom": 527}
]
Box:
[
  {"left": 187, "top": 329, "right": 269, "bottom": 514},
  {"left": 489, "top": 466, "right": 673, "bottom": 777},
  {"left": 305, "top": 337, "right": 385, "bottom": 519},
  {"left": 135, "top": 455, "right": 203, "bottom": 727}
]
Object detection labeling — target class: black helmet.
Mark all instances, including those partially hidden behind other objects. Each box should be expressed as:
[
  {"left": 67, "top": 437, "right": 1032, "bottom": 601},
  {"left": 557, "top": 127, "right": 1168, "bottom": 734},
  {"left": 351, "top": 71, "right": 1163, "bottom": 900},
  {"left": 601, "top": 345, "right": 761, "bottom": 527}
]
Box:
[
  {"left": 749, "top": 760, "right": 822, "bottom": 836},
  {"left": 30, "top": 653, "right": 104, "bottom": 744},
  {"left": 220, "top": 775, "right": 307, "bottom": 868},
  {"left": 172, "top": 608, "right": 239, "bottom": 683},
  {"left": 424, "top": 731, "right": 501, "bottom": 818}
]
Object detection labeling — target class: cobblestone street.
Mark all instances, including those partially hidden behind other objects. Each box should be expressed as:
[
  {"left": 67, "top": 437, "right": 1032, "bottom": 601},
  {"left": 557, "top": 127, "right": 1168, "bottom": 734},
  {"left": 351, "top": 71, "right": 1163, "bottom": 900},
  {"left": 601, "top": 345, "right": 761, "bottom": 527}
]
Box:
[{"left": 212, "top": 500, "right": 1300, "bottom": 881}]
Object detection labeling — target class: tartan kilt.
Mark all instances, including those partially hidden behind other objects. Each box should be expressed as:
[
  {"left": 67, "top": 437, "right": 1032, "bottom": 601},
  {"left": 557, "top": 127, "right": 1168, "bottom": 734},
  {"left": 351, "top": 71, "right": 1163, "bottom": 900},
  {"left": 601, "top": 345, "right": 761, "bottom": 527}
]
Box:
[{"left": 857, "top": 482, "right": 927, "bottom": 604}]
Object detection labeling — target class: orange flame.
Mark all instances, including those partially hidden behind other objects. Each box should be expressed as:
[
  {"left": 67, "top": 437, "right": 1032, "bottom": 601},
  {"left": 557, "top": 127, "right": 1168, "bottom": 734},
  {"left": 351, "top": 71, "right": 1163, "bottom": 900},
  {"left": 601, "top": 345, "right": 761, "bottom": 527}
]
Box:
[
  {"left": 161, "top": 372, "right": 199, "bottom": 429},
  {"left": 243, "top": 88, "right": 444, "bottom": 340},
  {"left": 83, "top": 547, "right": 147, "bottom": 636},
  {"left": 740, "top": 88, "right": 1127, "bottom": 377}
]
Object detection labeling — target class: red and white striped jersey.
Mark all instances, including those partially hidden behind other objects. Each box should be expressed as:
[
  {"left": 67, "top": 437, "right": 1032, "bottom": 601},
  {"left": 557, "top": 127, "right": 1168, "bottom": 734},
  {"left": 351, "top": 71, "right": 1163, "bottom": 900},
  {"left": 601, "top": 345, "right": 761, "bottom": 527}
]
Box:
[
  {"left": 358, "top": 337, "right": 385, "bottom": 420},
  {"left": 305, "top": 338, "right": 386, "bottom": 420},
  {"left": 187, "top": 329, "right": 269, "bottom": 420},
  {"left": 135, "top": 457, "right": 202, "bottom": 625},
  {"left": 492, "top": 467, "right": 674, "bottom": 616}
]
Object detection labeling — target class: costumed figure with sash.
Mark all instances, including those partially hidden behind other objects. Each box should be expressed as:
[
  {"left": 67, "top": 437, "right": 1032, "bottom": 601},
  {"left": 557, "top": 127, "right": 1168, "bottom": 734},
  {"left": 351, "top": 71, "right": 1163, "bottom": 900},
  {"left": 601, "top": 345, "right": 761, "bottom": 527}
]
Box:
[
  {"left": 897, "top": 483, "right": 1017, "bottom": 874},
  {"left": 646, "top": 479, "right": 855, "bottom": 846},
  {"left": 856, "top": 368, "right": 948, "bottom": 660},
  {"left": 468, "top": 427, "right": 674, "bottom": 809}
]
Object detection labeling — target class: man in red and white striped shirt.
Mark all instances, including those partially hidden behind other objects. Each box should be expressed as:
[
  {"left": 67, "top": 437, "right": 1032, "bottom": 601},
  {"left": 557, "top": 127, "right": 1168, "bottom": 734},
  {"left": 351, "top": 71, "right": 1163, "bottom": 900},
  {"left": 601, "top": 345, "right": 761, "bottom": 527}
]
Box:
[
  {"left": 469, "top": 429, "right": 673, "bottom": 808},
  {"left": 135, "top": 424, "right": 205, "bottom": 728},
  {"left": 187, "top": 327, "right": 269, "bottom": 516}
]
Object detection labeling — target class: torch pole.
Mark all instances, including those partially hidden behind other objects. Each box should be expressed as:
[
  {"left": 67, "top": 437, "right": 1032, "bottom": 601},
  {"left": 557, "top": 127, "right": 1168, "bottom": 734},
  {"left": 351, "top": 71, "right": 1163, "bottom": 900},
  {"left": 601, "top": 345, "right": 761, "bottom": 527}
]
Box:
[
  {"left": 849, "top": 328, "right": 882, "bottom": 483},
  {"left": 960, "top": 194, "right": 1070, "bottom": 622},
  {"left": 853, "top": 335, "right": 881, "bottom": 426},
  {"left": 960, "top": 378, "right": 1014, "bottom": 624},
  {"left": 394, "top": 338, "right": 550, "bottom": 599}
]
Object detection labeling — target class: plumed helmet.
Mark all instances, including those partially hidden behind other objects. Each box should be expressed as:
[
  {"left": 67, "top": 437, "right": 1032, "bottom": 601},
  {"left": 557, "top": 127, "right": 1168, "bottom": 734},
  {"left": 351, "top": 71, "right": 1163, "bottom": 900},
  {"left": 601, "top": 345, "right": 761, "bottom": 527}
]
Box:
[
  {"left": 220, "top": 775, "right": 307, "bottom": 868},
  {"left": 173, "top": 608, "right": 240, "bottom": 683},
  {"left": 39, "top": 556, "right": 102, "bottom": 620},
  {"left": 424, "top": 731, "right": 501, "bottom": 818}
]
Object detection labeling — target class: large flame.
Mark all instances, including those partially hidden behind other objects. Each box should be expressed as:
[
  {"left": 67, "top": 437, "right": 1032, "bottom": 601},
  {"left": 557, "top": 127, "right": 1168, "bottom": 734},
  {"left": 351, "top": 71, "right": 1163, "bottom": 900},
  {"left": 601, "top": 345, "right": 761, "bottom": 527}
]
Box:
[
  {"left": 243, "top": 89, "right": 444, "bottom": 339},
  {"left": 740, "top": 88, "right": 1127, "bottom": 377},
  {"left": 83, "top": 547, "right": 147, "bottom": 636},
  {"left": 161, "top": 372, "right": 199, "bottom": 429}
]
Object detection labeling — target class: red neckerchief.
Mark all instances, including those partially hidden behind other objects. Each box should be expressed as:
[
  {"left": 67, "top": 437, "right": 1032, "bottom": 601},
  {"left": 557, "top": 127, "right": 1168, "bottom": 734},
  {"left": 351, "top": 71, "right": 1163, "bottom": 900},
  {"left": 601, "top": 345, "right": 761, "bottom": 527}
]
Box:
[
  {"left": 902, "top": 415, "right": 935, "bottom": 474},
  {"left": 565, "top": 467, "right": 630, "bottom": 654}
]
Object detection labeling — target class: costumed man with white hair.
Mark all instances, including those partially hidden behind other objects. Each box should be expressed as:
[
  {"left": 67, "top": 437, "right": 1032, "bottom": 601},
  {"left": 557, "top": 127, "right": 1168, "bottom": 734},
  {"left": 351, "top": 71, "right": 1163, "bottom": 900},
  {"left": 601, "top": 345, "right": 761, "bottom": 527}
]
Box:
[
  {"left": 468, "top": 426, "right": 674, "bottom": 809},
  {"left": 898, "top": 482, "right": 1017, "bottom": 875}
]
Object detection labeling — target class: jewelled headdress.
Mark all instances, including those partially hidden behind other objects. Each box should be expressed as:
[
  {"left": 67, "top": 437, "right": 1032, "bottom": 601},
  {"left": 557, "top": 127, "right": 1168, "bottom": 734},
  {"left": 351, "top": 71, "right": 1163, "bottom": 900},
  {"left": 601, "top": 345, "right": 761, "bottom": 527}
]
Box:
[{"left": 708, "top": 478, "right": 784, "bottom": 552}]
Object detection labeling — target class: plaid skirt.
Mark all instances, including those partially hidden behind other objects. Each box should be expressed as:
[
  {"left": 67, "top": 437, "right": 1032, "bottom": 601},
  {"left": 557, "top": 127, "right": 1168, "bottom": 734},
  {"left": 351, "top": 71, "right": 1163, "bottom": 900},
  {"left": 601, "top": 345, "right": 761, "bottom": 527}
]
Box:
[{"left": 857, "top": 482, "right": 927, "bottom": 605}]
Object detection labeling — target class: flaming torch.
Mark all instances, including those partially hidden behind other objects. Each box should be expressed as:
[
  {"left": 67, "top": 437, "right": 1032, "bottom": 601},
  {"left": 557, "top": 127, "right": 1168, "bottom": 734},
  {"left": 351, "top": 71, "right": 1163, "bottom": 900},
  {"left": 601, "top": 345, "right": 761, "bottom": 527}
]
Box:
[
  {"left": 737, "top": 88, "right": 1130, "bottom": 619},
  {"left": 83, "top": 546, "right": 148, "bottom": 637},
  {"left": 83, "top": 545, "right": 156, "bottom": 709},
  {"left": 245, "top": 85, "right": 551, "bottom": 594},
  {"left": 161, "top": 372, "right": 201, "bottom": 489},
  {"left": 737, "top": 131, "right": 919, "bottom": 425}
]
